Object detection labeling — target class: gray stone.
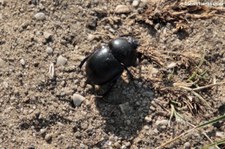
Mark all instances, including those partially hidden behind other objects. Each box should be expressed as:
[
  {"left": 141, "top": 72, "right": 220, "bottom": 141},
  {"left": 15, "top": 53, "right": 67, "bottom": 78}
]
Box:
[
  {"left": 167, "top": 62, "right": 177, "bottom": 69},
  {"left": 216, "top": 131, "right": 225, "bottom": 138},
  {"left": 40, "top": 128, "right": 47, "bottom": 135},
  {"left": 43, "top": 32, "right": 53, "bottom": 40},
  {"left": 71, "top": 93, "right": 85, "bottom": 107},
  {"left": 132, "top": 0, "right": 140, "bottom": 7},
  {"left": 20, "top": 59, "right": 26, "bottom": 66},
  {"left": 45, "top": 133, "right": 52, "bottom": 141},
  {"left": 56, "top": 55, "right": 67, "bottom": 66},
  {"left": 115, "top": 5, "right": 130, "bottom": 14},
  {"left": 34, "top": 12, "right": 46, "bottom": 21},
  {"left": 184, "top": 142, "right": 191, "bottom": 149},
  {"left": 46, "top": 47, "right": 53, "bottom": 54},
  {"left": 155, "top": 119, "right": 169, "bottom": 126}
]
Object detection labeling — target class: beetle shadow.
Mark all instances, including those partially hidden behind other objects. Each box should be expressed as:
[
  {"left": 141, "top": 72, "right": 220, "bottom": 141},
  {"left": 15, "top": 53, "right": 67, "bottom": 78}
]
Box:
[{"left": 93, "top": 76, "right": 154, "bottom": 139}]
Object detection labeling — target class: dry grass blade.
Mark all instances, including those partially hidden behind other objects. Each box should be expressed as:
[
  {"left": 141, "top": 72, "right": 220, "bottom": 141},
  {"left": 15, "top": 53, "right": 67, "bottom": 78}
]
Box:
[
  {"left": 176, "top": 85, "right": 211, "bottom": 108},
  {"left": 192, "top": 82, "right": 225, "bottom": 91},
  {"left": 156, "top": 114, "right": 225, "bottom": 149},
  {"left": 202, "top": 139, "right": 225, "bottom": 149}
]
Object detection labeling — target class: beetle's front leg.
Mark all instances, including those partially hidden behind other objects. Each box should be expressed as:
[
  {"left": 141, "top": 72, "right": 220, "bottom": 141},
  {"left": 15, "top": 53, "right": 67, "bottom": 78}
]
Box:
[
  {"left": 78, "top": 55, "right": 90, "bottom": 68},
  {"left": 120, "top": 63, "right": 134, "bottom": 80}
]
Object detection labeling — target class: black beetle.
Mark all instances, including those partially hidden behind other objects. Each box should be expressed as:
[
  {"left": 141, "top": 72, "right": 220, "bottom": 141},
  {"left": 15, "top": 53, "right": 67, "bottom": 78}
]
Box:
[{"left": 79, "top": 37, "right": 139, "bottom": 96}]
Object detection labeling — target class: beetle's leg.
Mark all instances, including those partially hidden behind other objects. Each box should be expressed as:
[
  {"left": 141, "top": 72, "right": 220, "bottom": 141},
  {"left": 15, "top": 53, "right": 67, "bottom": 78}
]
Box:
[
  {"left": 120, "top": 63, "right": 134, "bottom": 80},
  {"left": 101, "top": 79, "right": 118, "bottom": 97},
  {"left": 78, "top": 55, "right": 90, "bottom": 68},
  {"left": 95, "top": 74, "right": 120, "bottom": 99}
]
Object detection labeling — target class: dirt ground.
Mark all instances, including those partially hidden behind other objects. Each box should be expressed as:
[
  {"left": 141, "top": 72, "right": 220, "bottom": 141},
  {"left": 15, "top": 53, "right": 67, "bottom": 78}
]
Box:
[{"left": 0, "top": 0, "right": 225, "bottom": 148}]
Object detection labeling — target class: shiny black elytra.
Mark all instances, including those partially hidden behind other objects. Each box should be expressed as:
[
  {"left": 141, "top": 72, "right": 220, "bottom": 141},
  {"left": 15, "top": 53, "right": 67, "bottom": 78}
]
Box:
[{"left": 79, "top": 37, "right": 139, "bottom": 97}]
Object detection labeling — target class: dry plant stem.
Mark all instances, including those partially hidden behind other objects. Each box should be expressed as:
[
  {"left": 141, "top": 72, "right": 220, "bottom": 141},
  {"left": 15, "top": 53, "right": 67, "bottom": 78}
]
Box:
[
  {"left": 192, "top": 82, "right": 225, "bottom": 91},
  {"left": 156, "top": 127, "right": 197, "bottom": 149},
  {"left": 157, "top": 114, "right": 225, "bottom": 149}
]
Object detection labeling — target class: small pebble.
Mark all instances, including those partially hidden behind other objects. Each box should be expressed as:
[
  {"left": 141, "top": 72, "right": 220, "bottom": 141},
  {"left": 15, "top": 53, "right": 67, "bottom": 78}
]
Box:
[
  {"left": 115, "top": 5, "right": 130, "bottom": 14},
  {"left": 43, "top": 32, "right": 53, "bottom": 40},
  {"left": 40, "top": 128, "right": 47, "bottom": 135},
  {"left": 155, "top": 119, "right": 169, "bottom": 126},
  {"left": 56, "top": 55, "right": 67, "bottom": 66},
  {"left": 46, "top": 47, "right": 53, "bottom": 54},
  {"left": 114, "top": 141, "right": 121, "bottom": 148},
  {"left": 34, "top": 12, "right": 46, "bottom": 21},
  {"left": 167, "top": 62, "right": 177, "bottom": 69},
  {"left": 132, "top": 0, "right": 140, "bottom": 7},
  {"left": 144, "top": 116, "right": 152, "bottom": 123},
  {"left": 216, "top": 131, "right": 225, "bottom": 138},
  {"left": 87, "top": 34, "right": 97, "bottom": 41},
  {"left": 71, "top": 93, "right": 85, "bottom": 107},
  {"left": 20, "top": 59, "right": 26, "bottom": 66},
  {"left": 184, "top": 142, "right": 191, "bottom": 149},
  {"left": 45, "top": 133, "right": 52, "bottom": 142}
]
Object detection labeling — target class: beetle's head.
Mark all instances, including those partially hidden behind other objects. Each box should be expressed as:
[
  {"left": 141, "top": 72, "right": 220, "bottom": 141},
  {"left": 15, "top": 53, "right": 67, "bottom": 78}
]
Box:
[
  {"left": 127, "top": 36, "right": 139, "bottom": 49},
  {"left": 108, "top": 37, "right": 139, "bottom": 67}
]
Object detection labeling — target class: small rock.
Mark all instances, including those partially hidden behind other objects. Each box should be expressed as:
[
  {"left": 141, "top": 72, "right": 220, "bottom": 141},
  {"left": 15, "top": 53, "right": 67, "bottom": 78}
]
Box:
[
  {"left": 71, "top": 93, "right": 85, "bottom": 107},
  {"left": 143, "top": 125, "right": 150, "bottom": 130},
  {"left": 167, "top": 62, "right": 177, "bottom": 69},
  {"left": 43, "top": 32, "right": 53, "bottom": 40},
  {"left": 184, "top": 142, "right": 191, "bottom": 149},
  {"left": 56, "top": 55, "right": 67, "bottom": 66},
  {"left": 40, "top": 128, "right": 47, "bottom": 135},
  {"left": 216, "top": 131, "right": 225, "bottom": 138},
  {"left": 115, "top": 5, "right": 130, "bottom": 14},
  {"left": 46, "top": 47, "right": 53, "bottom": 54},
  {"left": 34, "top": 12, "right": 46, "bottom": 21},
  {"left": 45, "top": 133, "right": 52, "bottom": 142},
  {"left": 144, "top": 116, "right": 152, "bottom": 123},
  {"left": 20, "top": 59, "right": 26, "bottom": 66},
  {"left": 132, "top": 0, "right": 140, "bottom": 7},
  {"left": 87, "top": 34, "right": 98, "bottom": 41},
  {"left": 114, "top": 141, "right": 121, "bottom": 148},
  {"left": 155, "top": 119, "right": 169, "bottom": 126}
]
